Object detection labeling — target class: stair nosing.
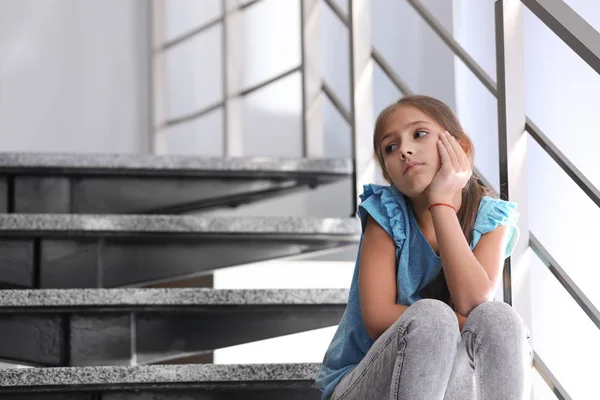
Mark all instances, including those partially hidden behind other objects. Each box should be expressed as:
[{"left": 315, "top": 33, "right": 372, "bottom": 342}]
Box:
[
  {"left": 0, "top": 214, "right": 361, "bottom": 236},
  {"left": 0, "top": 153, "right": 353, "bottom": 175},
  {"left": 0, "top": 363, "right": 322, "bottom": 387},
  {"left": 0, "top": 288, "right": 349, "bottom": 308}
]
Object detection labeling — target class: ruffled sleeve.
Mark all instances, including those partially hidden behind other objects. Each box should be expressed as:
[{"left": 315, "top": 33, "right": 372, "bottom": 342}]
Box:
[
  {"left": 471, "top": 196, "right": 520, "bottom": 258},
  {"left": 356, "top": 184, "right": 407, "bottom": 247}
]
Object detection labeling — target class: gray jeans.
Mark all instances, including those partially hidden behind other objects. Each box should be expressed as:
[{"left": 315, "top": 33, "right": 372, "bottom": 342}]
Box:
[{"left": 330, "top": 299, "right": 533, "bottom": 400}]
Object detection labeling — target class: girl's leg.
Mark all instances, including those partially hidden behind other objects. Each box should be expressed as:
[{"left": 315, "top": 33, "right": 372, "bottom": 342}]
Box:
[
  {"left": 331, "top": 299, "right": 460, "bottom": 400},
  {"left": 443, "top": 301, "right": 534, "bottom": 400}
]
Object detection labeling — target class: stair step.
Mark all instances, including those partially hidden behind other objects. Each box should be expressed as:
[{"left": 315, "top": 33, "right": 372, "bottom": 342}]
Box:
[
  {"left": 0, "top": 288, "right": 348, "bottom": 366},
  {"left": 0, "top": 363, "right": 323, "bottom": 399},
  {"left": 0, "top": 153, "right": 352, "bottom": 214},
  {"left": 0, "top": 287, "right": 348, "bottom": 308},
  {"left": 0, "top": 214, "right": 359, "bottom": 289}
]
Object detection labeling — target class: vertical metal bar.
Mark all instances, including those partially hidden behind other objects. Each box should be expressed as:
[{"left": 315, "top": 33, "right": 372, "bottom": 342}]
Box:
[
  {"left": 222, "top": 1, "right": 229, "bottom": 158},
  {"left": 130, "top": 312, "right": 137, "bottom": 366},
  {"left": 224, "top": 0, "right": 245, "bottom": 157},
  {"left": 349, "top": 0, "right": 375, "bottom": 213},
  {"left": 150, "top": 0, "right": 168, "bottom": 155},
  {"left": 495, "top": 0, "right": 532, "bottom": 330},
  {"left": 301, "top": 0, "right": 324, "bottom": 158}
]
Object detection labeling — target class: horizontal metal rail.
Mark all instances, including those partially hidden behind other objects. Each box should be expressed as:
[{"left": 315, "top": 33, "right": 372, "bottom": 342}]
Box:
[
  {"left": 533, "top": 351, "right": 572, "bottom": 400},
  {"left": 165, "top": 100, "right": 224, "bottom": 127},
  {"left": 322, "top": 82, "right": 351, "bottom": 124},
  {"left": 371, "top": 48, "right": 413, "bottom": 95},
  {"left": 322, "top": 0, "right": 414, "bottom": 97},
  {"left": 530, "top": 234, "right": 600, "bottom": 331},
  {"left": 240, "top": 65, "right": 302, "bottom": 96},
  {"left": 165, "top": 65, "right": 301, "bottom": 127},
  {"left": 407, "top": 0, "right": 497, "bottom": 95},
  {"left": 239, "top": 0, "right": 264, "bottom": 11},
  {"left": 323, "top": 0, "right": 348, "bottom": 25},
  {"left": 162, "top": 15, "right": 223, "bottom": 51},
  {"left": 526, "top": 118, "right": 600, "bottom": 208},
  {"left": 159, "top": 0, "right": 267, "bottom": 52},
  {"left": 521, "top": 0, "right": 600, "bottom": 76}
]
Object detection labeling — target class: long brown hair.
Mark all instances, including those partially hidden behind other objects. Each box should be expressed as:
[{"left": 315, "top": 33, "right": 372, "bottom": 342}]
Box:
[{"left": 373, "top": 94, "right": 492, "bottom": 244}]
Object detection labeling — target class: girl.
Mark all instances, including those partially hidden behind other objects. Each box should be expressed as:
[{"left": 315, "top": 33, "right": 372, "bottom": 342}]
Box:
[{"left": 316, "top": 95, "right": 533, "bottom": 400}]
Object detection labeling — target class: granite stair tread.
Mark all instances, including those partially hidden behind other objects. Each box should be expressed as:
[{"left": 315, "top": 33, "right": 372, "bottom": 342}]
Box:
[
  {"left": 0, "top": 288, "right": 349, "bottom": 309},
  {"left": 0, "top": 215, "right": 359, "bottom": 289},
  {"left": 0, "top": 214, "right": 360, "bottom": 236},
  {"left": 0, "top": 153, "right": 352, "bottom": 176},
  {"left": 0, "top": 289, "right": 347, "bottom": 366},
  {"left": 0, "top": 153, "right": 352, "bottom": 215},
  {"left": 0, "top": 362, "right": 321, "bottom": 388}
]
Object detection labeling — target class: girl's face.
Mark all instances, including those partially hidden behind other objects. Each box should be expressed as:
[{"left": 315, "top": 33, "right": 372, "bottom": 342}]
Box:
[{"left": 379, "top": 105, "right": 446, "bottom": 198}]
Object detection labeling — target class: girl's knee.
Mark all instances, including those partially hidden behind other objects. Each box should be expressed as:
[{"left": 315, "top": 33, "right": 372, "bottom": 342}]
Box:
[
  {"left": 386, "top": 299, "right": 460, "bottom": 355},
  {"left": 467, "top": 301, "right": 531, "bottom": 342},
  {"left": 402, "top": 298, "right": 458, "bottom": 331}
]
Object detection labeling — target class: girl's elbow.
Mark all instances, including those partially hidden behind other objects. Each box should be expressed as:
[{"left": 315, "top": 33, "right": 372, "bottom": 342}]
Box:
[
  {"left": 363, "top": 316, "right": 387, "bottom": 340},
  {"left": 365, "top": 327, "right": 381, "bottom": 340},
  {"left": 455, "top": 303, "right": 474, "bottom": 317},
  {"left": 456, "top": 293, "right": 495, "bottom": 316}
]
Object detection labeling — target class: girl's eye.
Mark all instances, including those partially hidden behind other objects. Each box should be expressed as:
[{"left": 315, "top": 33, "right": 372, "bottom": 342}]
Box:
[
  {"left": 414, "top": 130, "right": 428, "bottom": 139},
  {"left": 384, "top": 144, "right": 398, "bottom": 154}
]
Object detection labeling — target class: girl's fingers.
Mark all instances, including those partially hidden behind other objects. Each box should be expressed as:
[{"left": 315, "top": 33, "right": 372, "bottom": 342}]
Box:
[
  {"left": 437, "top": 138, "right": 451, "bottom": 168},
  {"left": 448, "top": 134, "right": 468, "bottom": 169},
  {"left": 442, "top": 132, "right": 459, "bottom": 168}
]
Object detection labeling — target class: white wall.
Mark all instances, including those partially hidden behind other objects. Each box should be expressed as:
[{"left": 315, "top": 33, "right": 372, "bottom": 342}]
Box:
[{"left": 0, "top": 0, "right": 151, "bottom": 154}]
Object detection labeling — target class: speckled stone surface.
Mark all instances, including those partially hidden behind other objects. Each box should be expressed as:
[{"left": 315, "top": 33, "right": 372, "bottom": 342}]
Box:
[
  {"left": 0, "top": 153, "right": 352, "bottom": 175},
  {"left": 0, "top": 363, "right": 322, "bottom": 387},
  {"left": 0, "top": 214, "right": 361, "bottom": 236},
  {"left": 0, "top": 288, "right": 349, "bottom": 308}
]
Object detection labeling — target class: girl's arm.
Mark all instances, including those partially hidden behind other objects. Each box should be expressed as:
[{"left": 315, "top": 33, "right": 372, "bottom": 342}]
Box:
[
  {"left": 428, "top": 132, "right": 511, "bottom": 317},
  {"left": 358, "top": 215, "right": 410, "bottom": 340},
  {"left": 431, "top": 206, "right": 509, "bottom": 317}
]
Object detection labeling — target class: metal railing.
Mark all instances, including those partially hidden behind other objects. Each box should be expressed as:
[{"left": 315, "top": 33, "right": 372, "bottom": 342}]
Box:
[
  {"left": 412, "top": 1, "right": 599, "bottom": 398},
  {"left": 150, "top": 0, "right": 600, "bottom": 398}
]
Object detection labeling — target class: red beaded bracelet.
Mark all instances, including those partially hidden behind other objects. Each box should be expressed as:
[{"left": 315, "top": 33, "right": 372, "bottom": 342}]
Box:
[{"left": 428, "top": 202, "right": 456, "bottom": 212}]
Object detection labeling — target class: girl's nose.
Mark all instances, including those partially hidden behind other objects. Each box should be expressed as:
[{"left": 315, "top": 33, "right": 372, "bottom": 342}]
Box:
[{"left": 400, "top": 149, "right": 413, "bottom": 159}]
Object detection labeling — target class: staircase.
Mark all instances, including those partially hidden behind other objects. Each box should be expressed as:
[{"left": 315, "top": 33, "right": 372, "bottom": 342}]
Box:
[
  {"left": 2, "top": 0, "right": 598, "bottom": 397},
  {"left": 0, "top": 153, "right": 359, "bottom": 399}
]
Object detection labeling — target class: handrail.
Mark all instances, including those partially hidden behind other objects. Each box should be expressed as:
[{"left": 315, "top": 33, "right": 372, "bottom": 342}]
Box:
[
  {"left": 533, "top": 351, "right": 572, "bottom": 400},
  {"left": 521, "top": 0, "right": 600, "bottom": 76},
  {"left": 371, "top": 48, "right": 413, "bottom": 96},
  {"left": 166, "top": 101, "right": 224, "bottom": 127},
  {"left": 530, "top": 234, "right": 600, "bottom": 331},
  {"left": 239, "top": 0, "right": 264, "bottom": 11},
  {"left": 158, "top": 0, "right": 267, "bottom": 52},
  {"left": 526, "top": 118, "right": 600, "bottom": 208},
  {"left": 406, "top": 0, "right": 497, "bottom": 96},
  {"left": 165, "top": 65, "right": 301, "bottom": 128},
  {"left": 323, "top": 0, "right": 348, "bottom": 25},
  {"left": 161, "top": 16, "right": 223, "bottom": 51},
  {"left": 322, "top": 83, "right": 351, "bottom": 124},
  {"left": 240, "top": 66, "right": 301, "bottom": 96}
]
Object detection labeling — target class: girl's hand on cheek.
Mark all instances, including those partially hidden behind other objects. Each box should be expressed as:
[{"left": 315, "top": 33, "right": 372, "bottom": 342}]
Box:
[{"left": 425, "top": 131, "right": 472, "bottom": 205}]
